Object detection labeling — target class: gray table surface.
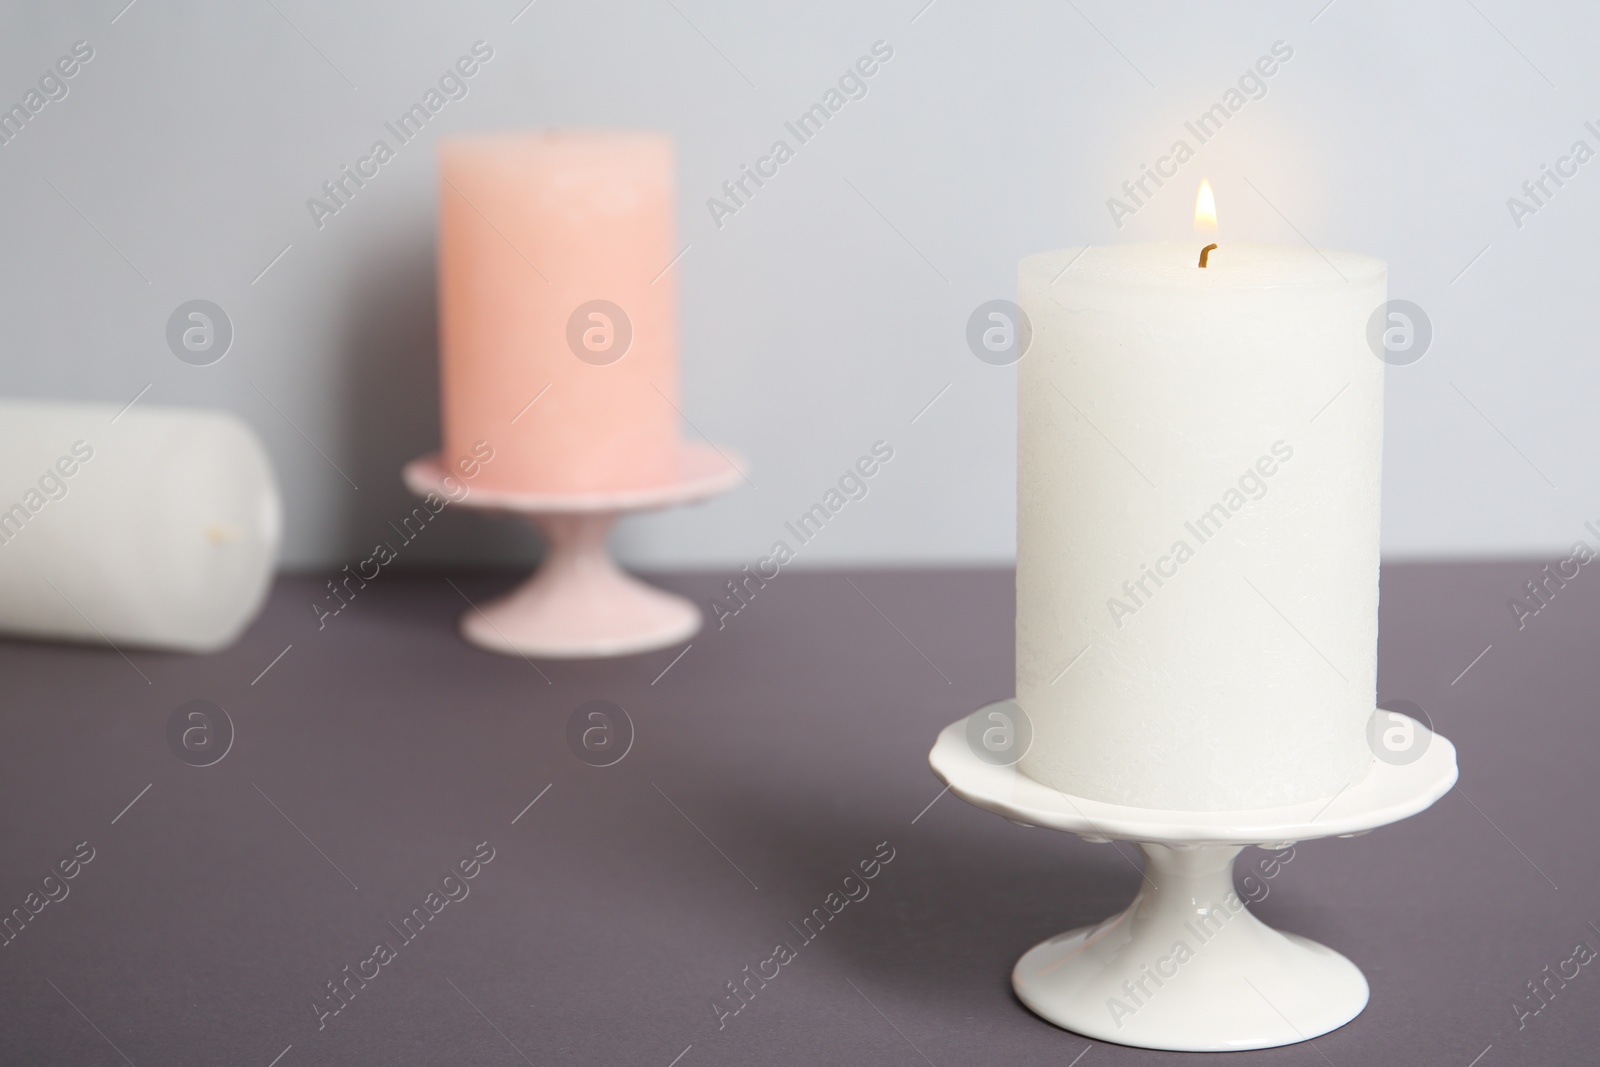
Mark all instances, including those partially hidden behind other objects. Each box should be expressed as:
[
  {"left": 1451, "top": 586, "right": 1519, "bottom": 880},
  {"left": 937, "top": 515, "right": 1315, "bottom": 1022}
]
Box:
[{"left": 0, "top": 563, "right": 1592, "bottom": 1065}]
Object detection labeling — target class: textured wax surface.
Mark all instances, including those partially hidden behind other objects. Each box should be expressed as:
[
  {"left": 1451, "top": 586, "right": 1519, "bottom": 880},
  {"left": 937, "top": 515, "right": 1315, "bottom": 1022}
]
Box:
[
  {"left": 0, "top": 400, "right": 278, "bottom": 651},
  {"left": 0, "top": 565, "right": 1583, "bottom": 1065},
  {"left": 437, "top": 131, "right": 680, "bottom": 494},
  {"left": 1017, "top": 244, "right": 1385, "bottom": 810},
  {"left": 1026, "top": 243, "right": 1386, "bottom": 290}
]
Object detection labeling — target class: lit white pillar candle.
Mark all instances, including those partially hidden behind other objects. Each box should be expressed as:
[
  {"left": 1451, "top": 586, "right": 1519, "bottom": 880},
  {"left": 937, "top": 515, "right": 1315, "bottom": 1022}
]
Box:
[
  {"left": 1016, "top": 217, "right": 1384, "bottom": 810},
  {"left": 0, "top": 400, "right": 280, "bottom": 652}
]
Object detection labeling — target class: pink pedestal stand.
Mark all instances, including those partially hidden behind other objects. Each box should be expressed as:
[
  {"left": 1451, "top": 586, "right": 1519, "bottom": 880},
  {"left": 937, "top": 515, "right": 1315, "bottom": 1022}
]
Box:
[{"left": 402, "top": 442, "right": 743, "bottom": 659}]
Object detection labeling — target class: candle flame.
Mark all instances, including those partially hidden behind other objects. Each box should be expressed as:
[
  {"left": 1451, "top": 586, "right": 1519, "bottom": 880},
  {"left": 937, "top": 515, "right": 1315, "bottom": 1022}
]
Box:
[{"left": 1194, "top": 179, "right": 1218, "bottom": 236}]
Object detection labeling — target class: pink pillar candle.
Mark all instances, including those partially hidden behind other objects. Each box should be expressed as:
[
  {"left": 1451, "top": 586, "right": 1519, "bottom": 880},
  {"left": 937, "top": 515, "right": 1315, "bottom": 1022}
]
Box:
[{"left": 437, "top": 131, "right": 680, "bottom": 492}]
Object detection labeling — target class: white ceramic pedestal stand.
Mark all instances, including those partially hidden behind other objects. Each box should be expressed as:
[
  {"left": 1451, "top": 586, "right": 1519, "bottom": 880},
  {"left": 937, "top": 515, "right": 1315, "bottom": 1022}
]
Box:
[
  {"left": 403, "top": 442, "right": 742, "bottom": 658},
  {"left": 928, "top": 703, "right": 1458, "bottom": 1052}
]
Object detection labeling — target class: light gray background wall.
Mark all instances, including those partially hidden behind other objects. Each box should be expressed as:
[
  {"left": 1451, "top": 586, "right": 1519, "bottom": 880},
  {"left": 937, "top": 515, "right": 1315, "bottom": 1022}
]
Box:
[{"left": 0, "top": 1, "right": 1590, "bottom": 571}]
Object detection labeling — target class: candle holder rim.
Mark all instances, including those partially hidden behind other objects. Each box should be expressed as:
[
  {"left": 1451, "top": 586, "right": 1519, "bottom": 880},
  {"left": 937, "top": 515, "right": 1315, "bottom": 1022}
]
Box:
[
  {"left": 928, "top": 705, "right": 1456, "bottom": 846},
  {"left": 402, "top": 440, "right": 744, "bottom": 515}
]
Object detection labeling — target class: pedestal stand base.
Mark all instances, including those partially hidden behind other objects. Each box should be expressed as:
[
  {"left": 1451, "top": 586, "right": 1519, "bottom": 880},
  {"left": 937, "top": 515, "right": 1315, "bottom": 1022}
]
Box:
[
  {"left": 1013, "top": 842, "right": 1367, "bottom": 1051},
  {"left": 455, "top": 510, "right": 703, "bottom": 659},
  {"left": 928, "top": 704, "right": 1457, "bottom": 1052},
  {"left": 403, "top": 443, "right": 743, "bottom": 659}
]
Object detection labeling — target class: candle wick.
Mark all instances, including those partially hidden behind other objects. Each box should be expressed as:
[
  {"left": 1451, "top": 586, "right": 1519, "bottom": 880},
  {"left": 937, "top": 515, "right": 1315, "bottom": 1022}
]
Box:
[{"left": 1198, "top": 243, "right": 1218, "bottom": 268}]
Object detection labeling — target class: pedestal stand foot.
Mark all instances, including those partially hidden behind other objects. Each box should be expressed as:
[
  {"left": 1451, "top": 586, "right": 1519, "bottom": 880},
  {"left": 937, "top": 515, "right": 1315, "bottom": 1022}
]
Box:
[
  {"left": 461, "top": 511, "right": 700, "bottom": 659},
  {"left": 1012, "top": 843, "right": 1367, "bottom": 1051}
]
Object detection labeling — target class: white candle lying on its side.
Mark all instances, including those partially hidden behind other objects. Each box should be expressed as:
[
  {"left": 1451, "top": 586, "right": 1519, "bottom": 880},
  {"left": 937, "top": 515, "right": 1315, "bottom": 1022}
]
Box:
[
  {"left": 1016, "top": 243, "right": 1385, "bottom": 811},
  {"left": 0, "top": 400, "right": 280, "bottom": 652}
]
